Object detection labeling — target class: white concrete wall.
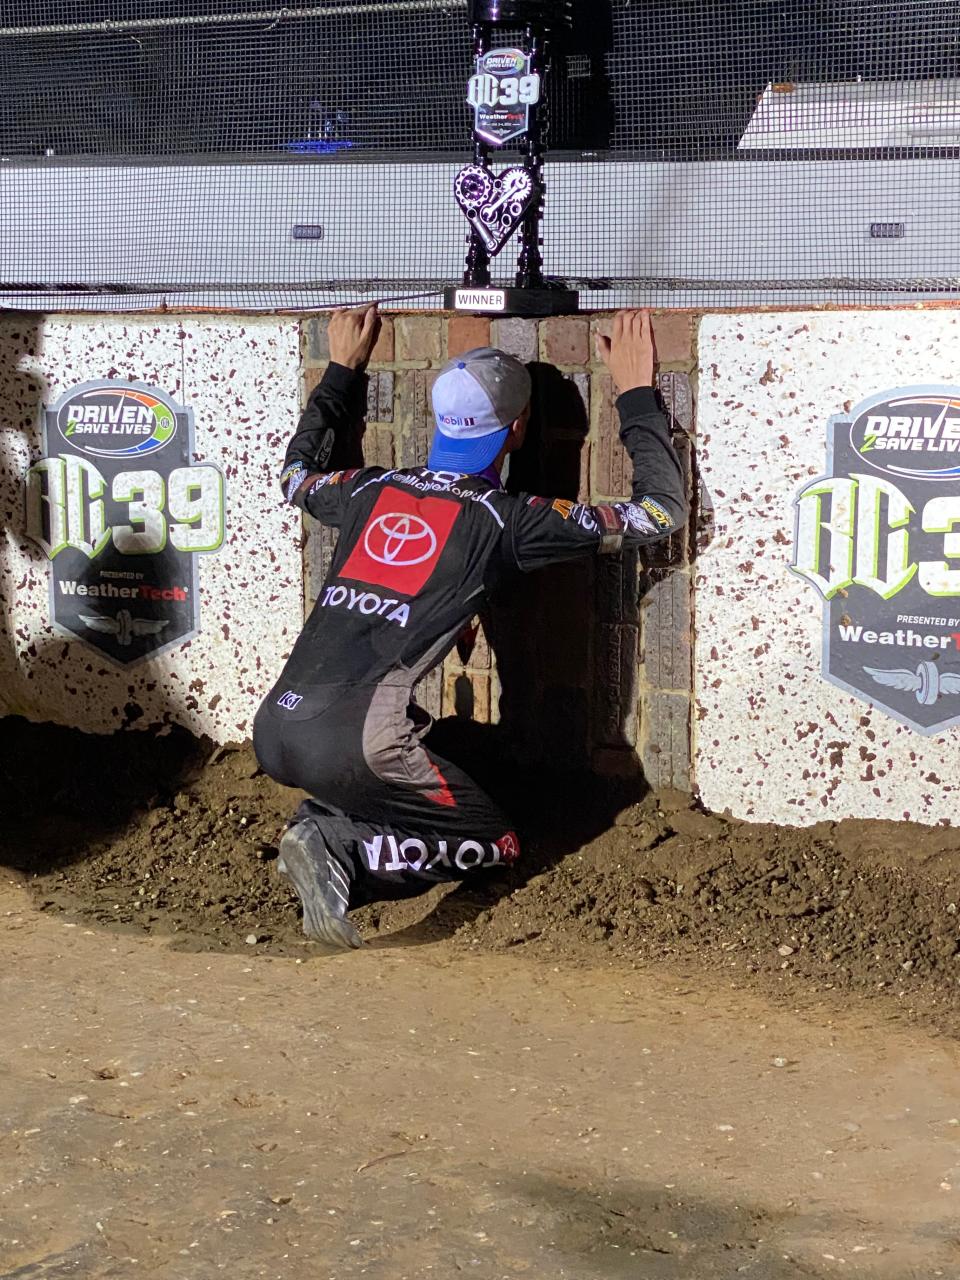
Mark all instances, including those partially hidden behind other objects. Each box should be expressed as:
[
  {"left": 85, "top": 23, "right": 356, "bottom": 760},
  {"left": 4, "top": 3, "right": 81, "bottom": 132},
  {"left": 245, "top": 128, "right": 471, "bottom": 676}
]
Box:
[
  {"left": 695, "top": 310, "right": 960, "bottom": 826},
  {"left": 0, "top": 315, "right": 302, "bottom": 743}
]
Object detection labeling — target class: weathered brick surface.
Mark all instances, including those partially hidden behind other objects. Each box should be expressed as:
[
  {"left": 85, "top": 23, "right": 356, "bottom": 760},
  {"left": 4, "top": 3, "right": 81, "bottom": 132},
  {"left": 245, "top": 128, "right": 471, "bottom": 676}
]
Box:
[
  {"left": 297, "top": 309, "right": 701, "bottom": 792},
  {"left": 595, "top": 374, "right": 631, "bottom": 497},
  {"left": 303, "top": 363, "right": 323, "bottom": 399},
  {"left": 414, "top": 666, "right": 443, "bottom": 720},
  {"left": 447, "top": 315, "right": 491, "bottom": 357},
  {"left": 396, "top": 369, "right": 436, "bottom": 467},
  {"left": 443, "top": 669, "right": 493, "bottom": 723},
  {"left": 596, "top": 548, "right": 640, "bottom": 625},
  {"left": 303, "top": 314, "right": 330, "bottom": 363},
  {"left": 641, "top": 569, "right": 692, "bottom": 692},
  {"left": 491, "top": 316, "right": 538, "bottom": 364},
  {"left": 641, "top": 690, "right": 692, "bottom": 791},
  {"left": 540, "top": 316, "right": 591, "bottom": 366},
  {"left": 578, "top": 442, "right": 591, "bottom": 501},
  {"left": 370, "top": 315, "right": 395, "bottom": 364},
  {"left": 363, "top": 424, "right": 395, "bottom": 470},
  {"left": 365, "top": 370, "right": 395, "bottom": 423},
  {"left": 303, "top": 519, "right": 337, "bottom": 610},
  {"left": 395, "top": 315, "right": 442, "bottom": 363},
  {"left": 652, "top": 312, "right": 695, "bottom": 368},
  {"left": 658, "top": 370, "right": 695, "bottom": 435},
  {"left": 594, "top": 623, "right": 639, "bottom": 748}
]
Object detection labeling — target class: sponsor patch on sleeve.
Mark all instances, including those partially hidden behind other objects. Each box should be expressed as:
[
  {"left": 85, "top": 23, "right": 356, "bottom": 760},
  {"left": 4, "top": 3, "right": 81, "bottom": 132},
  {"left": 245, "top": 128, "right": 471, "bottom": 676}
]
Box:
[
  {"left": 639, "top": 495, "right": 674, "bottom": 530},
  {"left": 280, "top": 462, "right": 308, "bottom": 503},
  {"left": 613, "top": 501, "right": 660, "bottom": 537},
  {"left": 594, "top": 504, "right": 625, "bottom": 554},
  {"left": 308, "top": 468, "right": 359, "bottom": 496}
]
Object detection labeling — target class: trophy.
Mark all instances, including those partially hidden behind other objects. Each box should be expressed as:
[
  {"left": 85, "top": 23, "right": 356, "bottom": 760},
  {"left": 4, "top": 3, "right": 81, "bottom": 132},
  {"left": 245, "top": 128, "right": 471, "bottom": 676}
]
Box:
[{"left": 443, "top": 0, "right": 579, "bottom": 317}]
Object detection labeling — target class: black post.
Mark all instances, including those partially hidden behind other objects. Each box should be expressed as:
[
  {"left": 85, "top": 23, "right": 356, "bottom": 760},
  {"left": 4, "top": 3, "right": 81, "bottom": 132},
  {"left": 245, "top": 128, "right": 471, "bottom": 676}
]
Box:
[
  {"left": 515, "top": 21, "right": 545, "bottom": 289},
  {"left": 463, "top": 22, "right": 492, "bottom": 289}
]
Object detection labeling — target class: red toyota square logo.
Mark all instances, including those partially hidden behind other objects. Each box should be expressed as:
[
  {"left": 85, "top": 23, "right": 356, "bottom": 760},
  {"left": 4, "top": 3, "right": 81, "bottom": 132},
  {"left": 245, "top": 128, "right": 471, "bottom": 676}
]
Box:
[{"left": 340, "top": 488, "right": 461, "bottom": 596}]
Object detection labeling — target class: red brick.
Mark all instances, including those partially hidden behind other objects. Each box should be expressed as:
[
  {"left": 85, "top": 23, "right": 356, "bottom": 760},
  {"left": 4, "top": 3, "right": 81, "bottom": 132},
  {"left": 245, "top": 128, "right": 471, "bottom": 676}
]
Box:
[
  {"left": 395, "top": 315, "right": 443, "bottom": 363},
  {"left": 590, "top": 313, "right": 615, "bottom": 357},
  {"left": 369, "top": 315, "right": 395, "bottom": 364},
  {"left": 540, "top": 316, "right": 591, "bottom": 366},
  {"left": 447, "top": 315, "right": 491, "bottom": 357},
  {"left": 652, "top": 312, "right": 695, "bottom": 367},
  {"left": 591, "top": 311, "right": 696, "bottom": 370}
]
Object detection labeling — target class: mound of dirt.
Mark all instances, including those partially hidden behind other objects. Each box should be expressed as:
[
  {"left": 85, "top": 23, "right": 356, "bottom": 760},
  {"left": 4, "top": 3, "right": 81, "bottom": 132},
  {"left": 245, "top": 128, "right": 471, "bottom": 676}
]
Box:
[{"left": 2, "top": 716, "right": 959, "bottom": 1027}]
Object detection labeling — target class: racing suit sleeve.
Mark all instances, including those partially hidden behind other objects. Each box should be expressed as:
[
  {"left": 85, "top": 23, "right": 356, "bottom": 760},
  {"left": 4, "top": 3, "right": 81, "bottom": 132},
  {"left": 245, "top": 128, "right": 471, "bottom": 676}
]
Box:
[
  {"left": 279, "top": 361, "right": 385, "bottom": 527},
  {"left": 506, "top": 386, "right": 688, "bottom": 572}
]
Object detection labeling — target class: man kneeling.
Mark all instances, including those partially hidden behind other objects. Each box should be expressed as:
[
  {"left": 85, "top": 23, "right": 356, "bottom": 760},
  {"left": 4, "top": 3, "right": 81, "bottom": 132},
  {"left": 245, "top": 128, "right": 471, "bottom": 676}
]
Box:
[{"left": 253, "top": 306, "right": 686, "bottom": 949}]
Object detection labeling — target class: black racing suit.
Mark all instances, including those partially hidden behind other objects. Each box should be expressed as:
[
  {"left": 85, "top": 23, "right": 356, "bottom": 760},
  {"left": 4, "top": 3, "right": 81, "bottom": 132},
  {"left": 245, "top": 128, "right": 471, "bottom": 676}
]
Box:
[{"left": 253, "top": 361, "right": 687, "bottom": 904}]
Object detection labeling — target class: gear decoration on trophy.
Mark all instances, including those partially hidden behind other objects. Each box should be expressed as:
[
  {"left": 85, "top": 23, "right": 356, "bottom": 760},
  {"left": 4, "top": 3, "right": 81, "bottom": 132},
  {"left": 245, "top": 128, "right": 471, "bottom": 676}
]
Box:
[{"left": 453, "top": 164, "right": 539, "bottom": 257}]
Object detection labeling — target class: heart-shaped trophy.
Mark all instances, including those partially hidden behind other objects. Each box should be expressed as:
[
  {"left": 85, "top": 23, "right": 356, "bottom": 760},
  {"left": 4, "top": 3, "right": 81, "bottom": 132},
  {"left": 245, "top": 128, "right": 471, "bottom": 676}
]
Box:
[{"left": 454, "top": 164, "right": 539, "bottom": 256}]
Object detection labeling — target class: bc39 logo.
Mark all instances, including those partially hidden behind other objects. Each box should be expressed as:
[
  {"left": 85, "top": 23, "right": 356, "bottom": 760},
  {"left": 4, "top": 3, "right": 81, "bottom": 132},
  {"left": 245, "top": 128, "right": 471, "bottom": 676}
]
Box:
[{"left": 25, "top": 379, "right": 226, "bottom": 665}]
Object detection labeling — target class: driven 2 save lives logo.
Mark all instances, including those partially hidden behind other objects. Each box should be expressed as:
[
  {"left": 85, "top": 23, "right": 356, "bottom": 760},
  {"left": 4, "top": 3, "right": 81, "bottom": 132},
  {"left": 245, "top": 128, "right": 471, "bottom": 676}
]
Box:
[
  {"left": 25, "top": 381, "right": 226, "bottom": 665},
  {"left": 791, "top": 386, "right": 960, "bottom": 735}
]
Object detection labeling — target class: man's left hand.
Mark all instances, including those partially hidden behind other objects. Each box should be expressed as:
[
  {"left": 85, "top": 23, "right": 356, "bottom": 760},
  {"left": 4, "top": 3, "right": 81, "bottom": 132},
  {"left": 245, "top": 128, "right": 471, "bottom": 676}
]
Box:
[{"left": 329, "top": 304, "right": 381, "bottom": 371}]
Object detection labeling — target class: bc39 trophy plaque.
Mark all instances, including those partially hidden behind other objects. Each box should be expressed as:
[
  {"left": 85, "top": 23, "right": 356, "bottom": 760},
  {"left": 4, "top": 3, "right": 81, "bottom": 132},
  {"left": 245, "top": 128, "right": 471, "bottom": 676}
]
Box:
[{"left": 443, "top": 0, "right": 579, "bottom": 317}]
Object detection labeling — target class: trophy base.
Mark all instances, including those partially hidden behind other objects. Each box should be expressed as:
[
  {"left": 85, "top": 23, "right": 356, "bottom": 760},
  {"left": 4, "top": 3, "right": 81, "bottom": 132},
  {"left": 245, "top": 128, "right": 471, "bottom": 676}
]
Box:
[{"left": 444, "top": 285, "right": 580, "bottom": 317}]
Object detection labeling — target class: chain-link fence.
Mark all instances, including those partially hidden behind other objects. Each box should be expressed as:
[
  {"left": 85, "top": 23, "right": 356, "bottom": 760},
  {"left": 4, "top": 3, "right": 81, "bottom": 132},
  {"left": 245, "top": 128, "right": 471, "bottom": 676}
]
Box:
[{"left": 1, "top": 0, "right": 958, "bottom": 308}]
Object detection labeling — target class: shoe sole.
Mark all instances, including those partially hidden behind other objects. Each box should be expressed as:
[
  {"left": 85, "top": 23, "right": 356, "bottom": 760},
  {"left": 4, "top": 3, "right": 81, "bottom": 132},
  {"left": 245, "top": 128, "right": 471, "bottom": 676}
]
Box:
[{"left": 277, "top": 831, "right": 363, "bottom": 951}]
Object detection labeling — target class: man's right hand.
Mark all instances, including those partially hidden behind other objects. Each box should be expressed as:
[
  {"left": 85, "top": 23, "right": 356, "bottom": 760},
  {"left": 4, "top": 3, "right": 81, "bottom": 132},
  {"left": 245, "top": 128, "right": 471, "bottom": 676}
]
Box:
[
  {"left": 596, "top": 309, "right": 657, "bottom": 395},
  {"left": 328, "top": 304, "right": 381, "bottom": 371}
]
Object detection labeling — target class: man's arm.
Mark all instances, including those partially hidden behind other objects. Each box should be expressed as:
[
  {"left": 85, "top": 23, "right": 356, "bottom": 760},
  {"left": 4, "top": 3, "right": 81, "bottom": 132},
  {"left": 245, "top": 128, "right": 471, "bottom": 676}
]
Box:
[
  {"left": 280, "top": 305, "right": 383, "bottom": 527},
  {"left": 507, "top": 311, "right": 688, "bottom": 571}
]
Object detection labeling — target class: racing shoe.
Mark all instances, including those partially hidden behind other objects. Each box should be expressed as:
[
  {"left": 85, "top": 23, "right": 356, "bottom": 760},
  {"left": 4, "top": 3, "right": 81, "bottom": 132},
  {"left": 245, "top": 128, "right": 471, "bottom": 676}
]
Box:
[{"left": 277, "top": 820, "right": 363, "bottom": 950}]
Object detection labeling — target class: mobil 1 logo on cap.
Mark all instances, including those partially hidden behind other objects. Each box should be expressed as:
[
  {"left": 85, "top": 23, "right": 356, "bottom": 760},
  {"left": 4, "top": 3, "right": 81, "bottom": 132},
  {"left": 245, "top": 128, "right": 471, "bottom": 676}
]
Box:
[
  {"left": 791, "top": 386, "right": 960, "bottom": 734},
  {"left": 25, "top": 380, "right": 225, "bottom": 665}
]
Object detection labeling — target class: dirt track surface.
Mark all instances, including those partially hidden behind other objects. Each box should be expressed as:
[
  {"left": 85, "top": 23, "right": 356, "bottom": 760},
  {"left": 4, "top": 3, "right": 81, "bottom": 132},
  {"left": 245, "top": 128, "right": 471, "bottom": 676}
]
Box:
[
  {"left": 3, "top": 720, "right": 960, "bottom": 1275},
  {"left": 3, "top": 877, "right": 960, "bottom": 1280},
  {"left": 3, "top": 720, "right": 960, "bottom": 1034}
]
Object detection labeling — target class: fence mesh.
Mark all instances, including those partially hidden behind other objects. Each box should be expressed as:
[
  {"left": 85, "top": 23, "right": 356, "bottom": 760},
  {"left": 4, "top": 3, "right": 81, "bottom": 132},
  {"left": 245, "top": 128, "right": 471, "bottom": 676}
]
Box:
[{"left": 0, "top": 0, "right": 958, "bottom": 309}]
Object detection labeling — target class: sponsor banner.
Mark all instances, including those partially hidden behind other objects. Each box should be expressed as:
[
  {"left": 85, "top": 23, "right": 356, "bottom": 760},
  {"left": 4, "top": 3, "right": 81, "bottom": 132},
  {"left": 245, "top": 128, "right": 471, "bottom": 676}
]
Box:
[
  {"left": 25, "top": 380, "right": 226, "bottom": 665},
  {"left": 467, "top": 47, "right": 540, "bottom": 146},
  {"left": 791, "top": 386, "right": 960, "bottom": 734}
]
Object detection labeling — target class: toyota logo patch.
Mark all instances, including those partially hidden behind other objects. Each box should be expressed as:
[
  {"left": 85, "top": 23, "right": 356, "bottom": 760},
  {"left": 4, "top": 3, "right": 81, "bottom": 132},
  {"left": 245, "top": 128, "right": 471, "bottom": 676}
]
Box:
[
  {"left": 340, "top": 489, "right": 461, "bottom": 595},
  {"left": 363, "top": 513, "right": 438, "bottom": 567}
]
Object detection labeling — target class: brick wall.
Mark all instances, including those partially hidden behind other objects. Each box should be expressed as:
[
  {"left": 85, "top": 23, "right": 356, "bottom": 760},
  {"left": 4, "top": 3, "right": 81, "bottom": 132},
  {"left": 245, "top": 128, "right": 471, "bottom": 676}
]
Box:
[{"left": 300, "top": 312, "right": 698, "bottom": 790}]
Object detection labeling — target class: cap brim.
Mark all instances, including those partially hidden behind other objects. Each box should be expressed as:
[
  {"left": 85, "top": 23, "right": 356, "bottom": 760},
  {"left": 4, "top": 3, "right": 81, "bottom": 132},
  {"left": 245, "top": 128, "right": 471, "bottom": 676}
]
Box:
[{"left": 427, "top": 426, "right": 509, "bottom": 474}]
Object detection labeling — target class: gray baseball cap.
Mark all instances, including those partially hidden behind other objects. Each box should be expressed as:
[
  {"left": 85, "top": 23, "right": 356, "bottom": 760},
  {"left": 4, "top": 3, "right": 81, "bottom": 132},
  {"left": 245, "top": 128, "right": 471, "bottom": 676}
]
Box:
[{"left": 428, "top": 347, "right": 532, "bottom": 473}]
